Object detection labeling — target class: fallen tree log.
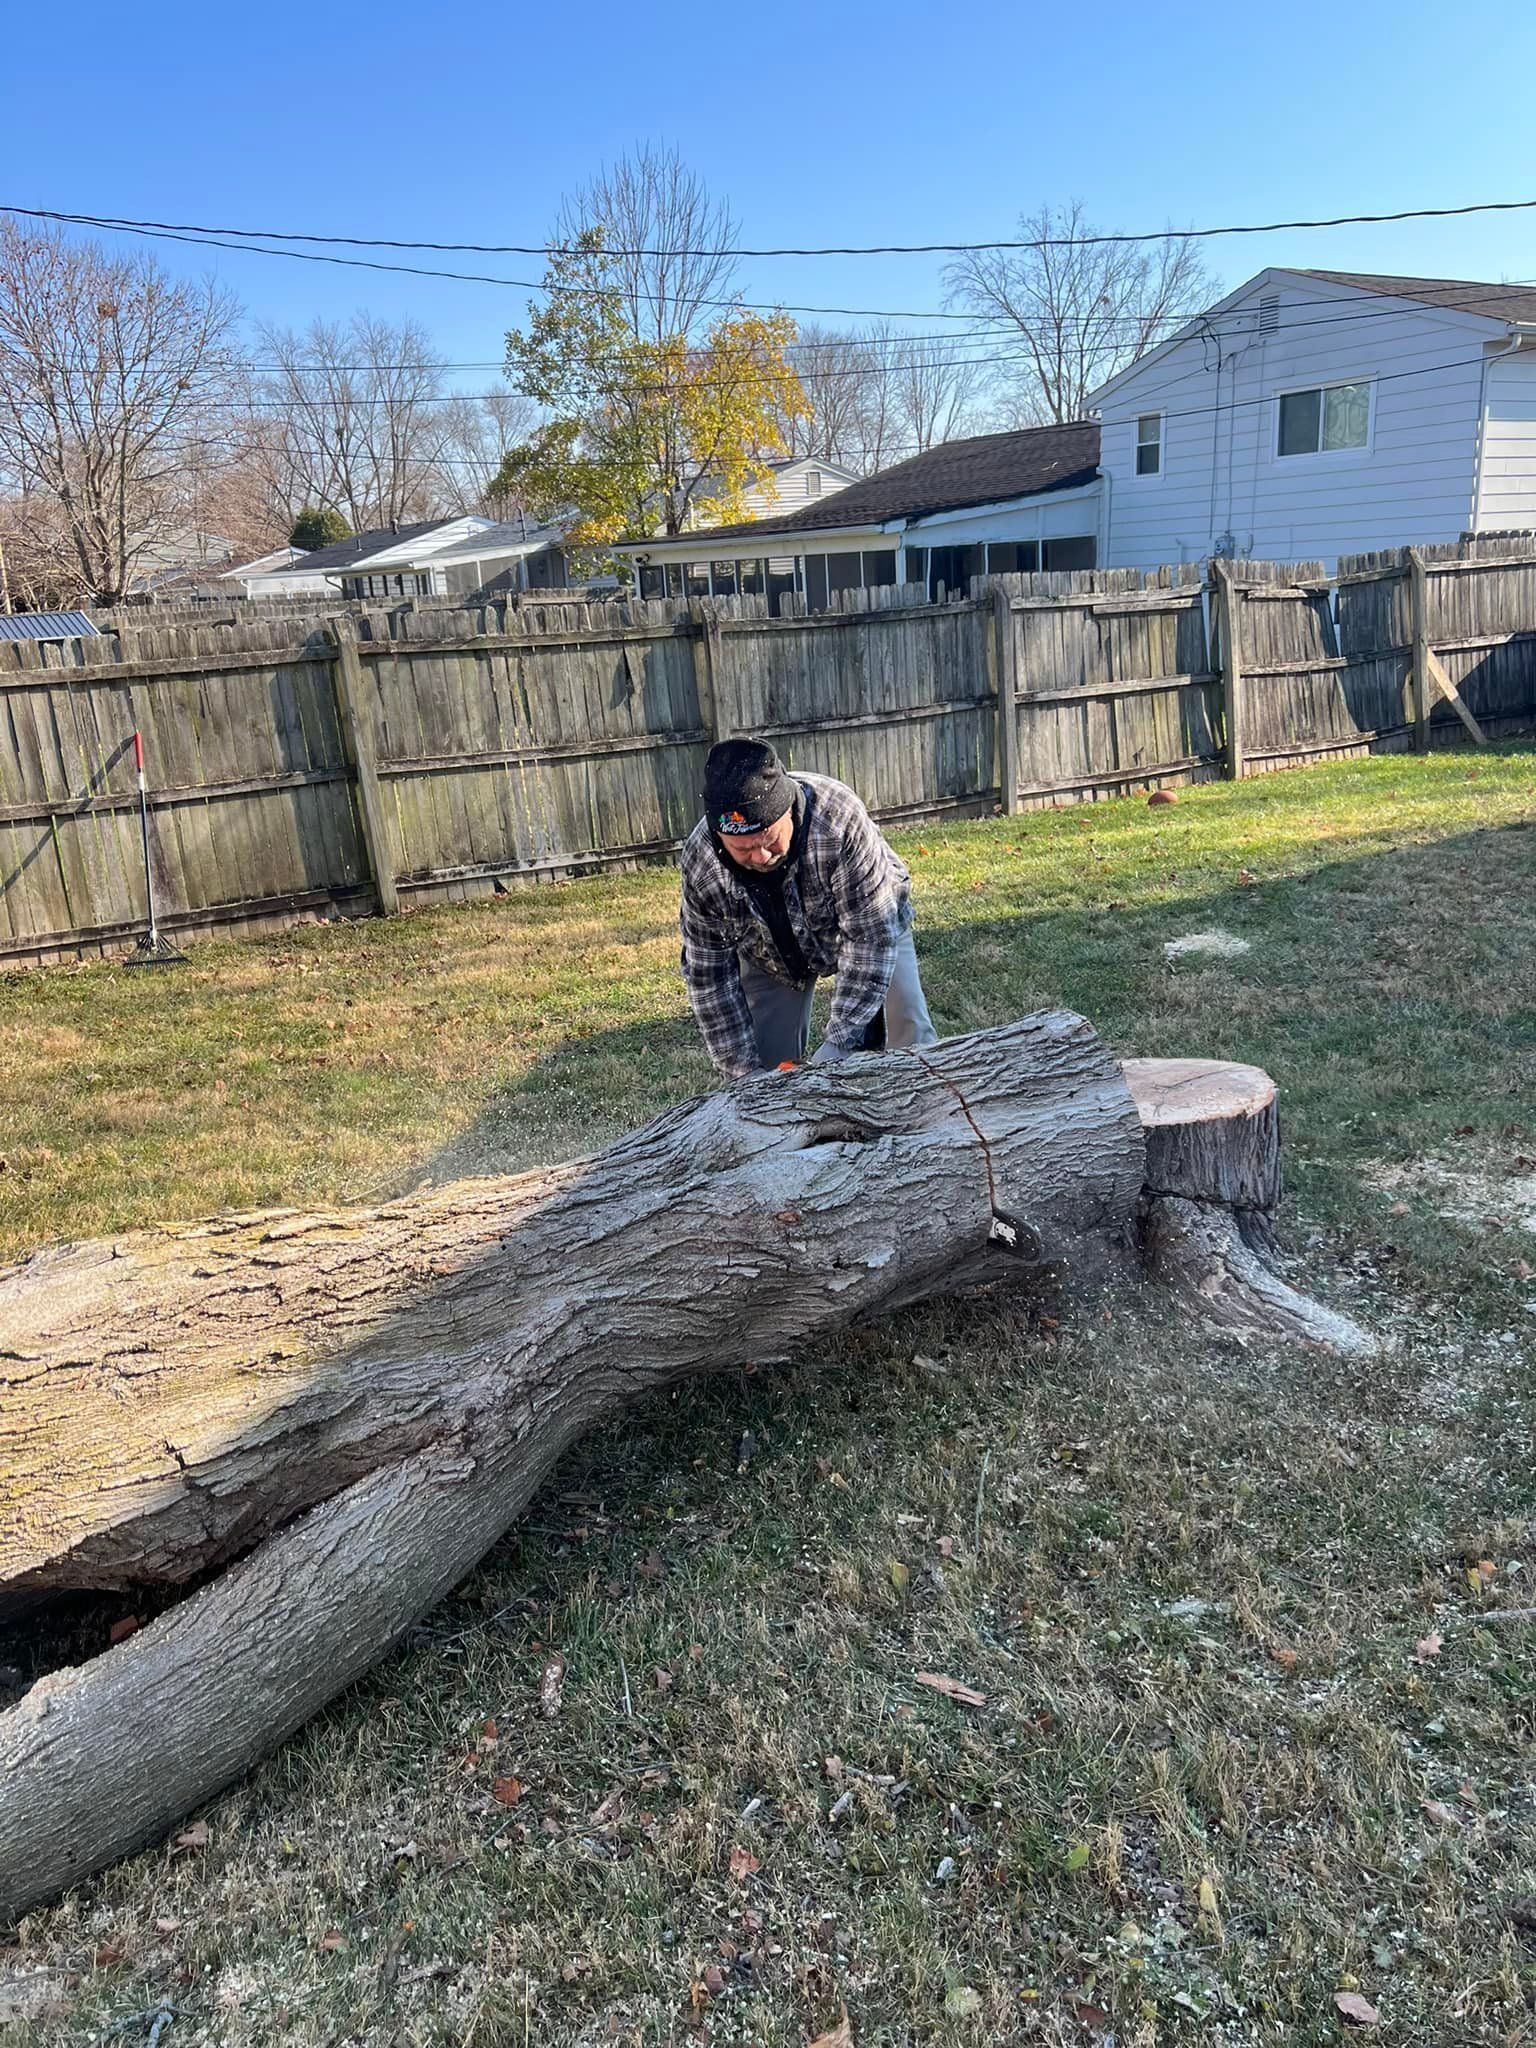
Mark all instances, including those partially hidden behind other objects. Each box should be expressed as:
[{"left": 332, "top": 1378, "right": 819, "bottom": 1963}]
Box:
[
  {"left": 0, "top": 1018, "right": 1372, "bottom": 1920},
  {"left": 1, "top": 1012, "right": 1146, "bottom": 1916}
]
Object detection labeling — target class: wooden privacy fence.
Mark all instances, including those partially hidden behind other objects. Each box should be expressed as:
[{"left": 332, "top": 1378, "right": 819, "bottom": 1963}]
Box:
[{"left": 3, "top": 541, "right": 1534, "bottom": 967}]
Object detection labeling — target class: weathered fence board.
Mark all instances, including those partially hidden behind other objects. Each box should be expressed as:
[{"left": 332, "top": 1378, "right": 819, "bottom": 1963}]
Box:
[{"left": 4, "top": 544, "right": 1534, "bottom": 965}]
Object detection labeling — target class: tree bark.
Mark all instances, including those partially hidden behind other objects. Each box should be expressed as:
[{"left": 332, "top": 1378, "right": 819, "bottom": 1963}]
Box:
[
  {"left": 1126, "top": 1056, "right": 1376, "bottom": 1356},
  {"left": 0, "top": 1013, "right": 1147, "bottom": 1920},
  {"left": 0, "top": 1030, "right": 1375, "bottom": 1922}
]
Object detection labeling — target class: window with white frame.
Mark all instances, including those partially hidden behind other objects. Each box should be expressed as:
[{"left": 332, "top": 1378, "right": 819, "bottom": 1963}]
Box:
[
  {"left": 1135, "top": 413, "right": 1162, "bottom": 476},
  {"left": 1277, "top": 380, "right": 1370, "bottom": 457}
]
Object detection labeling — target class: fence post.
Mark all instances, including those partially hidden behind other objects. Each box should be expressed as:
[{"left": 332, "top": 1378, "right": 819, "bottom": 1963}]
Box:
[
  {"left": 688, "top": 598, "right": 725, "bottom": 746},
  {"left": 1211, "top": 559, "right": 1245, "bottom": 780},
  {"left": 1406, "top": 547, "right": 1431, "bottom": 751},
  {"left": 328, "top": 622, "right": 398, "bottom": 918},
  {"left": 990, "top": 583, "right": 1021, "bottom": 814}
]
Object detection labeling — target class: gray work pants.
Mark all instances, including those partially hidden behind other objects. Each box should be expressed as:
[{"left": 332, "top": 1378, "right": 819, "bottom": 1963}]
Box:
[{"left": 738, "top": 930, "right": 937, "bottom": 1070}]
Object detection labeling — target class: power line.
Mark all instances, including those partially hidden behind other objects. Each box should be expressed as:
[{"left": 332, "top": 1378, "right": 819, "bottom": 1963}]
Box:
[
  {"left": 10, "top": 193, "right": 1536, "bottom": 259},
  {"left": 3, "top": 208, "right": 982, "bottom": 324}
]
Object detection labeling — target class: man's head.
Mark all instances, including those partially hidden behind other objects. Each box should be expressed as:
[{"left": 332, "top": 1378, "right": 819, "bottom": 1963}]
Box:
[{"left": 703, "top": 740, "right": 797, "bottom": 872}]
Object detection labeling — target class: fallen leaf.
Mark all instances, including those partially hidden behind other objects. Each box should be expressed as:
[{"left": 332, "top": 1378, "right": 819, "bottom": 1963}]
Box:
[
  {"left": 477, "top": 1718, "right": 499, "bottom": 1752},
  {"left": 728, "top": 1843, "right": 760, "bottom": 1883},
  {"left": 1420, "top": 1798, "right": 1460, "bottom": 1826},
  {"left": 319, "top": 1930, "right": 346, "bottom": 1953},
  {"left": 1063, "top": 1842, "right": 1092, "bottom": 1872},
  {"left": 1334, "top": 1990, "right": 1380, "bottom": 2026},
  {"left": 1197, "top": 1876, "right": 1219, "bottom": 1916},
  {"left": 703, "top": 1964, "right": 727, "bottom": 1994},
  {"left": 637, "top": 1550, "right": 665, "bottom": 1581},
  {"left": 92, "top": 1943, "right": 127, "bottom": 1967},
  {"left": 172, "top": 1821, "right": 208, "bottom": 1853},
  {"left": 889, "top": 1560, "right": 910, "bottom": 1594},
  {"left": 1270, "top": 1645, "right": 1298, "bottom": 1673},
  {"left": 539, "top": 1654, "right": 566, "bottom": 1718},
  {"left": 807, "top": 2008, "right": 853, "bottom": 2048},
  {"left": 492, "top": 1776, "right": 523, "bottom": 1807},
  {"left": 914, "top": 1671, "right": 986, "bottom": 1707},
  {"left": 1413, "top": 1631, "right": 1442, "bottom": 1663},
  {"left": 944, "top": 1985, "right": 982, "bottom": 2018},
  {"left": 1073, "top": 2002, "right": 1112, "bottom": 2033},
  {"left": 654, "top": 1666, "right": 673, "bottom": 1692},
  {"left": 154, "top": 1919, "right": 180, "bottom": 1937},
  {"left": 937, "top": 1536, "right": 955, "bottom": 1559},
  {"left": 1475, "top": 1559, "right": 1498, "bottom": 1584},
  {"left": 108, "top": 1615, "right": 143, "bottom": 1645}
]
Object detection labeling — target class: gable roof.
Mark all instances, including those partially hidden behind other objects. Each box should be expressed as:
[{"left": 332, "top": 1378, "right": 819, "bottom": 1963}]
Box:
[
  {"left": 270, "top": 519, "right": 459, "bottom": 574},
  {"left": 681, "top": 422, "right": 1101, "bottom": 543},
  {"left": 1294, "top": 270, "right": 1536, "bottom": 327}
]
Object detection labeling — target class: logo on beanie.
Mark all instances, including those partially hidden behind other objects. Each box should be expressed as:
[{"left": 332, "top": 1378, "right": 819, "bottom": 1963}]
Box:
[{"left": 717, "top": 808, "right": 753, "bottom": 835}]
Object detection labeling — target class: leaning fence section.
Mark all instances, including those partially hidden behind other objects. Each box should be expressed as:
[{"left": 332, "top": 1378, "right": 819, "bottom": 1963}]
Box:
[{"left": 3, "top": 542, "right": 1535, "bottom": 965}]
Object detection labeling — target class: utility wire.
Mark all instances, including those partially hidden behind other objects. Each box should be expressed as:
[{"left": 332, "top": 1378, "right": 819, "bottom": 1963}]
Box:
[{"left": 10, "top": 194, "right": 1536, "bottom": 259}]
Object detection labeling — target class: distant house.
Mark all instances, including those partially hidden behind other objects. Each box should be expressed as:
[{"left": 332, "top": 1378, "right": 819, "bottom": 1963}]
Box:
[
  {"left": 618, "top": 426, "right": 1101, "bottom": 611},
  {"left": 240, "top": 516, "right": 577, "bottom": 602},
  {"left": 227, "top": 546, "right": 319, "bottom": 597},
  {"left": 683, "top": 455, "right": 861, "bottom": 530},
  {"left": 1091, "top": 268, "right": 1536, "bottom": 565}
]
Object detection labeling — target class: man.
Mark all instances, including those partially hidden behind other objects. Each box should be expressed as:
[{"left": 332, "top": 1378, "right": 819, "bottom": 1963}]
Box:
[{"left": 679, "top": 738, "right": 937, "bottom": 1081}]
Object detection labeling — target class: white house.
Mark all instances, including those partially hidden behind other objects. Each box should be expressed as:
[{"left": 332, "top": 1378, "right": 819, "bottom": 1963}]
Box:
[
  {"left": 240, "top": 516, "right": 577, "bottom": 601},
  {"left": 618, "top": 425, "right": 1101, "bottom": 610},
  {"left": 1091, "top": 269, "right": 1536, "bottom": 566},
  {"left": 684, "top": 455, "right": 861, "bottom": 529}
]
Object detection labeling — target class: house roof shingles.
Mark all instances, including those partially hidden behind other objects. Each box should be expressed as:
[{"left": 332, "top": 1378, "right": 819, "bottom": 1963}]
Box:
[
  {"left": 680, "top": 422, "right": 1101, "bottom": 544},
  {"left": 276, "top": 519, "right": 457, "bottom": 574},
  {"left": 1296, "top": 270, "right": 1536, "bottom": 327}
]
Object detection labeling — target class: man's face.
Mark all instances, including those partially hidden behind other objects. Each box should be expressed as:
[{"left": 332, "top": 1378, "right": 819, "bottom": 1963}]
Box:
[{"left": 718, "top": 807, "right": 795, "bottom": 871}]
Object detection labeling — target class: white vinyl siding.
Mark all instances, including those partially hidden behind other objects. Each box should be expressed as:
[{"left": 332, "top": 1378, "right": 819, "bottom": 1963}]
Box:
[
  {"left": 1096, "top": 273, "right": 1492, "bottom": 567},
  {"left": 1472, "top": 350, "right": 1536, "bottom": 529}
]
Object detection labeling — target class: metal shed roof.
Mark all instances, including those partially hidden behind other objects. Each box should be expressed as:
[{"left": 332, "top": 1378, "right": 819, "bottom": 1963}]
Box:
[{"left": 0, "top": 610, "right": 100, "bottom": 642}]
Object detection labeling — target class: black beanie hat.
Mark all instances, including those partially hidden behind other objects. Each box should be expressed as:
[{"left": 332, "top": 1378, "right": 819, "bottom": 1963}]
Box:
[{"left": 703, "top": 739, "right": 797, "bottom": 835}]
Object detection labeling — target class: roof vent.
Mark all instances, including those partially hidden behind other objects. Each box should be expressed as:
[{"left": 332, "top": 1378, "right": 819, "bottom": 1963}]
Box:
[{"left": 1258, "top": 294, "right": 1280, "bottom": 335}]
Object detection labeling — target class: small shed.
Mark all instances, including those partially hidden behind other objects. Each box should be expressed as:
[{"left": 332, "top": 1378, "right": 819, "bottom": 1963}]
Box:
[{"left": 0, "top": 611, "right": 100, "bottom": 644}]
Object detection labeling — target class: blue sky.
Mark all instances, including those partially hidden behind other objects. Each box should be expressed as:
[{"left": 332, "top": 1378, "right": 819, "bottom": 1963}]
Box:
[{"left": 5, "top": 0, "right": 1535, "bottom": 396}]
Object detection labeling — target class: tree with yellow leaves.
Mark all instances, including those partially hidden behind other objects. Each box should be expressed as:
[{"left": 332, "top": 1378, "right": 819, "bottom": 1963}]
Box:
[{"left": 493, "top": 150, "right": 809, "bottom": 548}]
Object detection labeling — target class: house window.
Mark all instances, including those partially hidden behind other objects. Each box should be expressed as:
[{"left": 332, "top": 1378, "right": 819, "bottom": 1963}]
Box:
[
  {"left": 710, "top": 561, "right": 739, "bottom": 597},
  {"left": 804, "top": 555, "right": 830, "bottom": 612},
  {"left": 863, "top": 550, "right": 897, "bottom": 587},
  {"left": 805, "top": 468, "right": 822, "bottom": 495},
  {"left": 684, "top": 561, "right": 710, "bottom": 598},
  {"left": 1135, "top": 414, "right": 1162, "bottom": 476},
  {"left": 638, "top": 566, "right": 665, "bottom": 598},
  {"left": 1278, "top": 380, "right": 1370, "bottom": 457},
  {"left": 1042, "top": 537, "right": 1097, "bottom": 572},
  {"left": 827, "top": 551, "right": 863, "bottom": 595}
]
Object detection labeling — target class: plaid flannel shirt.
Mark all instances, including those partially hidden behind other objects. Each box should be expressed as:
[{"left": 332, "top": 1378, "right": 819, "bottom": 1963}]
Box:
[{"left": 679, "top": 772, "right": 913, "bottom": 1079}]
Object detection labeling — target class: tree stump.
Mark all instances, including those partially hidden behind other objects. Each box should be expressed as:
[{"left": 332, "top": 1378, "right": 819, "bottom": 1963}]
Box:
[{"left": 1124, "top": 1056, "right": 1375, "bottom": 1356}]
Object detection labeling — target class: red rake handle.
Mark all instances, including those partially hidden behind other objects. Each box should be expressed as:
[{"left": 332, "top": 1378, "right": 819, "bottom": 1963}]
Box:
[{"left": 132, "top": 730, "right": 145, "bottom": 777}]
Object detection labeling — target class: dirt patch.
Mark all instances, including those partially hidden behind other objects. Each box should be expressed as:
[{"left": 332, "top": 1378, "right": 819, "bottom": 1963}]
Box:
[{"left": 1366, "top": 1155, "right": 1536, "bottom": 1234}]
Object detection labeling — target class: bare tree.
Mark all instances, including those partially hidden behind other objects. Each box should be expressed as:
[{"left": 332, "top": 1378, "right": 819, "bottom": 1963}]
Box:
[
  {"left": 552, "top": 144, "right": 739, "bottom": 349},
  {"left": 256, "top": 314, "right": 464, "bottom": 531},
  {"left": 0, "top": 219, "right": 243, "bottom": 603},
  {"left": 780, "top": 323, "right": 883, "bottom": 469},
  {"left": 946, "top": 200, "right": 1218, "bottom": 424},
  {"left": 778, "top": 324, "right": 989, "bottom": 475},
  {"left": 883, "top": 329, "right": 987, "bottom": 451},
  {"left": 434, "top": 390, "right": 540, "bottom": 519}
]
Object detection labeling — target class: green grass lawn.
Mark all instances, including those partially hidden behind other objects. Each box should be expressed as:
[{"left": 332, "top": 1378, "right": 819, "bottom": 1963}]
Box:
[{"left": 3, "top": 748, "right": 1535, "bottom": 2046}]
